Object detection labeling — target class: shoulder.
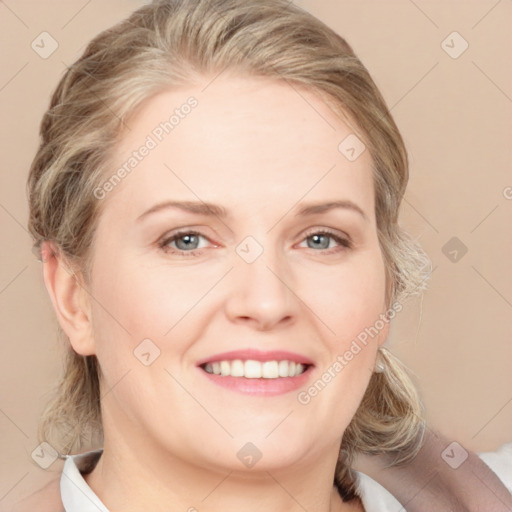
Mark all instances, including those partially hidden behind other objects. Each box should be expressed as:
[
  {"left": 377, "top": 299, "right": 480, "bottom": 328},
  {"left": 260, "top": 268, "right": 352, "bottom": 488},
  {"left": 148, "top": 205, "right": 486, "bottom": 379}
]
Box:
[
  {"left": 354, "top": 471, "right": 402, "bottom": 512},
  {"left": 478, "top": 442, "right": 512, "bottom": 493},
  {"left": 9, "top": 477, "right": 63, "bottom": 512}
]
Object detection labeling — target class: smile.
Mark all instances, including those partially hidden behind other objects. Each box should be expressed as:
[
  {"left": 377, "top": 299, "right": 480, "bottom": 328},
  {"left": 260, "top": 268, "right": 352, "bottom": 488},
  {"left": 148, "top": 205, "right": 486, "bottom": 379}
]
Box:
[{"left": 196, "top": 349, "right": 315, "bottom": 396}]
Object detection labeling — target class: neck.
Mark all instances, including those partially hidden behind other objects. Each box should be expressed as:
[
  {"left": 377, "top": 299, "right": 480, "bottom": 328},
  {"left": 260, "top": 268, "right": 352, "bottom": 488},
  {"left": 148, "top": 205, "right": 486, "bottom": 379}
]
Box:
[{"left": 84, "top": 424, "right": 362, "bottom": 512}]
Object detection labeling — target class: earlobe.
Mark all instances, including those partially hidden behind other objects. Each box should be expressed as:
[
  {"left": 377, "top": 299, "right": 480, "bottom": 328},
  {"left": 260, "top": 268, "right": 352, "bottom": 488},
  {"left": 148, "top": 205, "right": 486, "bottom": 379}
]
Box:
[{"left": 41, "top": 241, "right": 96, "bottom": 356}]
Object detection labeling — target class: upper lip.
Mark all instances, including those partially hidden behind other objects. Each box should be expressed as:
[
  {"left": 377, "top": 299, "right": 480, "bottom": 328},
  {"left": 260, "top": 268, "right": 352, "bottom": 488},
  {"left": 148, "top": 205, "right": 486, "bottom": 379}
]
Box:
[{"left": 196, "top": 349, "right": 315, "bottom": 367}]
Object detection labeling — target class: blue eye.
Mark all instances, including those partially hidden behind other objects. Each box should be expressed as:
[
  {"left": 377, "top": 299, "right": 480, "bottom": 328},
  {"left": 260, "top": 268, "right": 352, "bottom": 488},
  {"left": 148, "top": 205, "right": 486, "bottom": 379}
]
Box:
[
  {"left": 159, "top": 230, "right": 207, "bottom": 257},
  {"left": 159, "top": 228, "right": 352, "bottom": 258},
  {"left": 301, "top": 230, "right": 352, "bottom": 253}
]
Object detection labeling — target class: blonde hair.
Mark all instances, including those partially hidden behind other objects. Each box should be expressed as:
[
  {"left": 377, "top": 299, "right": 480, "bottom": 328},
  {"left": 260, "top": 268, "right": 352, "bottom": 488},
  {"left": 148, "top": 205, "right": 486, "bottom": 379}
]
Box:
[{"left": 28, "top": 0, "right": 430, "bottom": 501}]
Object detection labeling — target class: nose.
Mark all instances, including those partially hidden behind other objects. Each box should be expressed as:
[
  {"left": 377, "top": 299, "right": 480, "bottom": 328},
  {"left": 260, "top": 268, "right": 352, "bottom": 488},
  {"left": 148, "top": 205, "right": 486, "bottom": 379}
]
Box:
[{"left": 224, "top": 245, "right": 298, "bottom": 331}]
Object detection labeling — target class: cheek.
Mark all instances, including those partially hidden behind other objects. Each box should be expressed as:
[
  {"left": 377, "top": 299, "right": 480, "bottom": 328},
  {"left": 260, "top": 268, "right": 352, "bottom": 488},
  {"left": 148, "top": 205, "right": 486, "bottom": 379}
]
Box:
[
  {"left": 88, "top": 252, "right": 223, "bottom": 365},
  {"left": 298, "top": 249, "right": 387, "bottom": 344},
  {"left": 297, "top": 249, "right": 386, "bottom": 409}
]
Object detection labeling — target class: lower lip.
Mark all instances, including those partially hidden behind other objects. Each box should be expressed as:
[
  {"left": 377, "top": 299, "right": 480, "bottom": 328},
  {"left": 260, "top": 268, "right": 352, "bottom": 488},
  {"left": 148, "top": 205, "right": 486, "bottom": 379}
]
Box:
[{"left": 198, "top": 366, "right": 314, "bottom": 396}]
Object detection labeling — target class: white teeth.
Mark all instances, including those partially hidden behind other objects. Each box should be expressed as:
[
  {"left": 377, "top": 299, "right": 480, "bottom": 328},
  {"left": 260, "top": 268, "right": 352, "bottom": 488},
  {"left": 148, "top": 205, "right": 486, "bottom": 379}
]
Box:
[
  {"left": 262, "top": 361, "right": 279, "bottom": 379},
  {"left": 231, "top": 359, "right": 244, "bottom": 377},
  {"left": 244, "top": 360, "right": 262, "bottom": 378},
  {"left": 203, "top": 359, "right": 308, "bottom": 378},
  {"left": 220, "top": 360, "right": 230, "bottom": 376}
]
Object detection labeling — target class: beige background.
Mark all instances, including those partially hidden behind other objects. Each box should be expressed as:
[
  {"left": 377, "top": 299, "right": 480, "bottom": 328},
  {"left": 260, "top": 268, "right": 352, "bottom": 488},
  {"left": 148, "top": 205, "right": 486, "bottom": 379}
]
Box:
[{"left": 1, "top": 0, "right": 511, "bottom": 506}]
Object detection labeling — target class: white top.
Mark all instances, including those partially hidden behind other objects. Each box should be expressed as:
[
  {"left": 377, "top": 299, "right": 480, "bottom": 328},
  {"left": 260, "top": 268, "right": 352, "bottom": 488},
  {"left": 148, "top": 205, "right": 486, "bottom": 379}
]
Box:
[{"left": 60, "top": 444, "right": 512, "bottom": 511}]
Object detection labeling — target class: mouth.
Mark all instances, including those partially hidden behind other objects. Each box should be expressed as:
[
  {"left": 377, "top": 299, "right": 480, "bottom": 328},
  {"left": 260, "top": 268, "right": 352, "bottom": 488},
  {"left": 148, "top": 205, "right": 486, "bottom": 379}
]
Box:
[{"left": 196, "top": 350, "right": 315, "bottom": 396}]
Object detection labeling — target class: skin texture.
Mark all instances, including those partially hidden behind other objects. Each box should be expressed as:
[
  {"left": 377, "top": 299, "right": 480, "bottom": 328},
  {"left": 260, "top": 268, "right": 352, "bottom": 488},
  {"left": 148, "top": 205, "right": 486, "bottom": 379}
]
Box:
[{"left": 41, "top": 74, "right": 386, "bottom": 511}]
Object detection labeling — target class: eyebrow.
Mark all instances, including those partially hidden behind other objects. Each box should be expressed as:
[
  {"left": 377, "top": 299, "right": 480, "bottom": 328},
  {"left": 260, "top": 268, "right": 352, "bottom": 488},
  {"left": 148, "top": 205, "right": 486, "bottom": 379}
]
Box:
[{"left": 136, "top": 199, "right": 368, "bottom": 222}]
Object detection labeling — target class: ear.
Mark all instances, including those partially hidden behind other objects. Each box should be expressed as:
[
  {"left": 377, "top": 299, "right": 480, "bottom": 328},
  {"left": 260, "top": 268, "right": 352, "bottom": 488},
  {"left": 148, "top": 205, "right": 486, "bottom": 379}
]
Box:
[{"left": 41, "top": 241, "right": 95, "bottom": 356}]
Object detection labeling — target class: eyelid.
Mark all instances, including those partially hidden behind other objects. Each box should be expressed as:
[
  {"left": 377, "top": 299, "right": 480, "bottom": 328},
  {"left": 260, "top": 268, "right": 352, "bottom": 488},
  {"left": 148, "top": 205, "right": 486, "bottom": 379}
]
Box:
[
  {"left": 158, "top": 225, "right": 353, "bottom": 258},
  {"left": 301, "top": 226, "right": 351, "bottom": 242}
]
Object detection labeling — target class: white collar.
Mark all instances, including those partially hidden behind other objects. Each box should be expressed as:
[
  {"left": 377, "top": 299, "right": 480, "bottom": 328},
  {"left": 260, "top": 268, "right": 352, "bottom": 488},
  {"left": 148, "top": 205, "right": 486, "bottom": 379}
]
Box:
[{"left": 61, "top": 449, "right": 109, "bottom": 512}]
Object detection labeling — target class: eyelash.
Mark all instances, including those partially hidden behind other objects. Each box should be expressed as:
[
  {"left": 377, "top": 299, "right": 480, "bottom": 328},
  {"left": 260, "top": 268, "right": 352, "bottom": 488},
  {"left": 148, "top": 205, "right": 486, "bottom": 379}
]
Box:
[{"left": 158, "top": 228, "right": 352, "bottom": 258}]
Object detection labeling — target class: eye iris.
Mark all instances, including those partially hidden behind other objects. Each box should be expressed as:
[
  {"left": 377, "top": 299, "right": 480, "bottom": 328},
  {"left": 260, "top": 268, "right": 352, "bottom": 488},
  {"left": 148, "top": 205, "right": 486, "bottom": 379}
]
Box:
[
  {"left": 176, "top": 234, "right": 199, "bottom": 250},
  {"left": 308, "top": 234, "right": 329, "bottom": 249}
]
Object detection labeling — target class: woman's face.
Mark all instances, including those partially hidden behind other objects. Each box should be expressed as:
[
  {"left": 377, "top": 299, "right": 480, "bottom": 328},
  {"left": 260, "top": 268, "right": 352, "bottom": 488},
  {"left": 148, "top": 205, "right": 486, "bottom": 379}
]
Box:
[{"left": 84, "top": 74, "right": 388, "bottom": 473}]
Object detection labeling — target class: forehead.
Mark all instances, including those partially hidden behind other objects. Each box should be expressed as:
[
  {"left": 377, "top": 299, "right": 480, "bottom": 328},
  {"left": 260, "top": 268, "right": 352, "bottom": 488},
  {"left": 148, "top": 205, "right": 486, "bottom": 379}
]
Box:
[{"left": 102, "top": 74, "right": 375, "bottom": 220}]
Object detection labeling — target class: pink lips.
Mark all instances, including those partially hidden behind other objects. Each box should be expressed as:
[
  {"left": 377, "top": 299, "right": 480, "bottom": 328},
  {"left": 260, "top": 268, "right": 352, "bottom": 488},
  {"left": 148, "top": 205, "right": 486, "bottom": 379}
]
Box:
[{"left": 196, "top": 349, "right": 315, "bottom": 397}]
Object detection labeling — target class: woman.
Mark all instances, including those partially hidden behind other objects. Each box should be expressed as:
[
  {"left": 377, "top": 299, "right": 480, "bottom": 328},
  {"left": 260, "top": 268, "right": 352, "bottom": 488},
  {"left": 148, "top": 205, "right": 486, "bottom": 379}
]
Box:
[{"left": 18, "top": 0, "right": 511, "bottom": 510}]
